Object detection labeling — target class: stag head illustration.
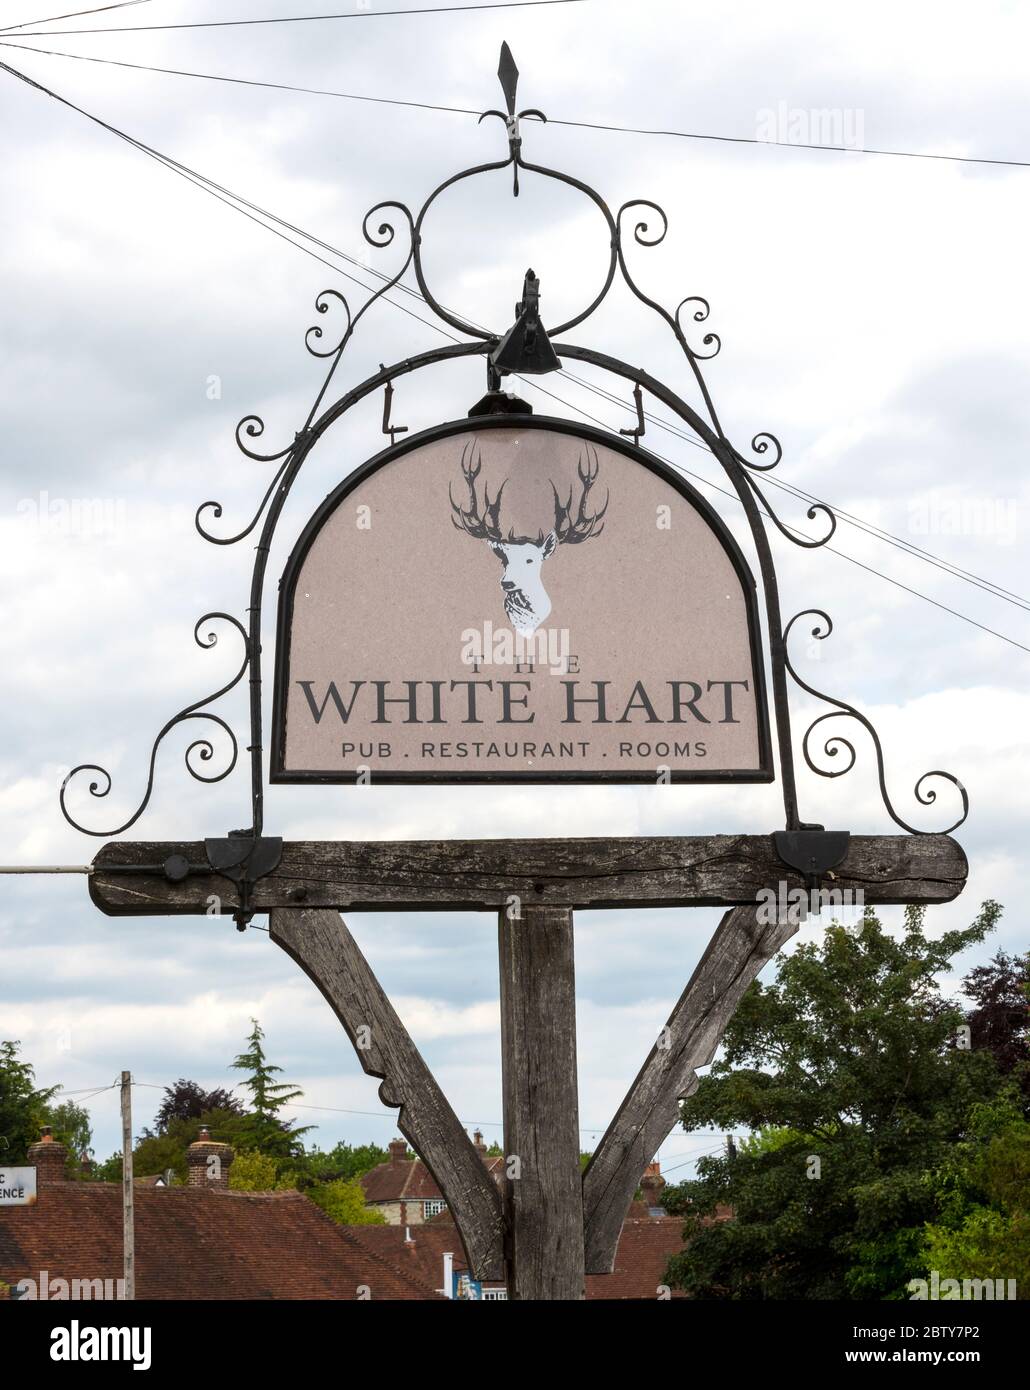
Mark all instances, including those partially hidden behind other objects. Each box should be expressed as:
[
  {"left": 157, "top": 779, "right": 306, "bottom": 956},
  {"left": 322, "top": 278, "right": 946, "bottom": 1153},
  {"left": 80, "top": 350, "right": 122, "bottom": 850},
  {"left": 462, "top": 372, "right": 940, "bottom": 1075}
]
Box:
[{"left": 449, "top": 441, "right": 609, "bottom": 634}]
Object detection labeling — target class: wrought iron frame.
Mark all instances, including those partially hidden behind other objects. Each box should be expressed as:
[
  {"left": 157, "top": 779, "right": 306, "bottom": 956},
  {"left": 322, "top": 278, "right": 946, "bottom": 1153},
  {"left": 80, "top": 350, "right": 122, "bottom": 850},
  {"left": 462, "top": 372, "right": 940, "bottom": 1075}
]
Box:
[{"left": 60, "top": 45, "right": 968, "bottom": 853}]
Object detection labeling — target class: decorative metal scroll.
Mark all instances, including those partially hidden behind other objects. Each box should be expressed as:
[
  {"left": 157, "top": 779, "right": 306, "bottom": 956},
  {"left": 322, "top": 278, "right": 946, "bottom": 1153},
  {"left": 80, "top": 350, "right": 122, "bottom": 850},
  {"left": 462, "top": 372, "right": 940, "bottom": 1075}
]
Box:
[{"left": 59, "top": 43, "right": 967, "bottom": 842}]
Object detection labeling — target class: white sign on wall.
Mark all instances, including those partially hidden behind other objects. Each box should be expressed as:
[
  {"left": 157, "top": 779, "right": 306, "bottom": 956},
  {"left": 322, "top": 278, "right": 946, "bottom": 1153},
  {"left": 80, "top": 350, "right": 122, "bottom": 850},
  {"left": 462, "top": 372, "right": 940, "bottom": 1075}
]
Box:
[{"left": 0, "top": 1166, "right": 37, "bottom": 1205}]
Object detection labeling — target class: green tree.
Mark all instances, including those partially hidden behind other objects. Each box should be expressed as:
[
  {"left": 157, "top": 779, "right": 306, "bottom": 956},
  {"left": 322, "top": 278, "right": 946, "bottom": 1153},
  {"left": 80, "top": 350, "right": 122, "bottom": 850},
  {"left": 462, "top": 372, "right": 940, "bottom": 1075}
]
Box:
[
  {"left": 307, "top": 1177, "right": 385, "bottom": 1225},
  {"left": 297, "top": 1142, "right": 388, "bottom": 1186},
  {"left": 229, "top": 1149, "right": 299, "bottom": 1192},
  {"left": 41, "top": 1099, "right": 93, "bottom": 1174},
  {"left": 151, "top": 1079, "right": 244, "bottom": 1133},
  {"left": 663, "top": 902, "right": 1006, "bottom": 1300},
  {"left": 0, "top": 1040, "right": 55, "bottom": 1163},
  {"left": 230, "top": 1020, "right": 312, "bottom": 1158},
  {"left": 962, "top": 950, "right": 1030, "bottom": 1112},
  {"left": 94, "top": 1106, "right": 257, "bottom": 1184},
  {"left": 918, "top": 1097, "right": 1030, "bottom": 1294}
]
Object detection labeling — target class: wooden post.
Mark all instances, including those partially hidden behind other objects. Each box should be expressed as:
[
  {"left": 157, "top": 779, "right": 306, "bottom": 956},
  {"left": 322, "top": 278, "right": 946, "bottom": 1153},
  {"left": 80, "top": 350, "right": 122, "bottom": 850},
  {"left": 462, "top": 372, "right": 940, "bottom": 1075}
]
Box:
[
  {"left": 120, "top": 1070, "right": 135, "bottom": 1301},
  {"left": 498, "top": 903, "right": 585, "bottom": 1300}
]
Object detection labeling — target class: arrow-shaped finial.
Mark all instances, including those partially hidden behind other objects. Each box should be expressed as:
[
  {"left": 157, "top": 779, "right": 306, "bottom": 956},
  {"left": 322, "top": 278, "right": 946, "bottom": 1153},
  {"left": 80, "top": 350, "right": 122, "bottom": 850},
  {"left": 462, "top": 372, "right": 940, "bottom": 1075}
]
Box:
[{"left": 498, "top": 42, "right": 519, "bottom": 117}]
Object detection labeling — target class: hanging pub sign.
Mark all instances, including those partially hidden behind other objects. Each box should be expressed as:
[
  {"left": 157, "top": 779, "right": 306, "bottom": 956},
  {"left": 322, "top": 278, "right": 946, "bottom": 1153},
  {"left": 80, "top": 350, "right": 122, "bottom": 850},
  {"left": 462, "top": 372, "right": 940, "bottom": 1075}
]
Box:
[{"left": 271, "top": 416, "right": 773, "bottom": 784}]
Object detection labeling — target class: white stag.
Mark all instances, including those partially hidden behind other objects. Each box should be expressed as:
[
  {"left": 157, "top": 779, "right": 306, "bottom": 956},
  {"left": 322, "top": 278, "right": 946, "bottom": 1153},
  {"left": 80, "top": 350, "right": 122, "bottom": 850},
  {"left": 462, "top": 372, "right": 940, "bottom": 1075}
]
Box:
[{"left": 449, "top": 442, "right": 608, "bottom": 634}]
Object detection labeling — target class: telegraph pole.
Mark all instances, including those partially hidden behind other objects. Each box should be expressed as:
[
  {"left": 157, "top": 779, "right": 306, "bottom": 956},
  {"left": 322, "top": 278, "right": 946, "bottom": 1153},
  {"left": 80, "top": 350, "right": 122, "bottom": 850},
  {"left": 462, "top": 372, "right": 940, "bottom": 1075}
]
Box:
[{"left": 120, "top": 1070, "right": 135, "bottom": 1300}]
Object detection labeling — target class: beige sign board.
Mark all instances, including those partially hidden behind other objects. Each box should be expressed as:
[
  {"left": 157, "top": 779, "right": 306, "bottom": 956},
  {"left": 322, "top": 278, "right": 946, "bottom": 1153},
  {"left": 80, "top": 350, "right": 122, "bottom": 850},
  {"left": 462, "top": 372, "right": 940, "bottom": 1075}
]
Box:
[{"left": 271, "top": 418, "right": 772, "bottom": 783}]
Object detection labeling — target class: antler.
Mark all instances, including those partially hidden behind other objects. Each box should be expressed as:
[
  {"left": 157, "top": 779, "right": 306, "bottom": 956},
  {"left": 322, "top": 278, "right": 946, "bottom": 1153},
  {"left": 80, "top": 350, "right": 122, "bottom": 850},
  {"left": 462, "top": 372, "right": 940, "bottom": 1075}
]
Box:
[
  {"left": 552, "top": 447, "right": 609, "bottom": 545},
  {"left": 450, "top": 442, "right": 507, "bottom": 542}
]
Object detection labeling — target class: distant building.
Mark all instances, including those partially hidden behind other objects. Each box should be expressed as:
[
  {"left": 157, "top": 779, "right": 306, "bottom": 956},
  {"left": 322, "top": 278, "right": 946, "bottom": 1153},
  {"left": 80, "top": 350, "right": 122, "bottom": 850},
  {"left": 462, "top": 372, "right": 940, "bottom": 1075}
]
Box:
[
  {"left": 0, "top": 1127, "right": 440, "bottom": 1301},
  {"left": 361, "top": 1130, "right": 505, "bottom": 1226},
  {"left": 357, "top": 1210, "right": 688, "bottom": 1300},
  {"left": 360, "top": 1137, "right": 688, "bottom": 1299},
  {"left": 2, "top": 1125, "right": 699, "bottom": 1301}
]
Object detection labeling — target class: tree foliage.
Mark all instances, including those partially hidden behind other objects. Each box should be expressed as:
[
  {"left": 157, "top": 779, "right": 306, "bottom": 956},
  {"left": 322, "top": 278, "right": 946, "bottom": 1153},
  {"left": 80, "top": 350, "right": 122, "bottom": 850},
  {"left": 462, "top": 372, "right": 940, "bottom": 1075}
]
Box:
[
  {"left": 297, "top": 1142, "right": 388, "bottom": 1186},
  {"left": 962, "top": 949, "right": 1030, "bottom": 1111},
  {"left": 230, "top": 1019, "right": 312, "bottom": 1157},
  {"left": 0, "top": 1040, "right": 55, "bottom": 1164},
  {"left": 307, "top": 1177, "right": 386, "bottom": 1225},
  {"left": 663, "top": 903, "right": 1010, "bottom": 1299},
  {"left": 41, "top": 1099, "right": 93, "bottom": 1173},
  {"left": 152, "top": 1079, "right": 244, "bottom": 1133},
  {"left": 229, "top": 1149, "right": 298, "bottom": 1192}
]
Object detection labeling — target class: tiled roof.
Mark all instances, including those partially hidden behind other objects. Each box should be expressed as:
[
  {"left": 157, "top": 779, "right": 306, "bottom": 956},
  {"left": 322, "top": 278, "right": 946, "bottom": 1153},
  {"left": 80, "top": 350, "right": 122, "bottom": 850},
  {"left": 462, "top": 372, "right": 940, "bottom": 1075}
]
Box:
[
  {"left": 584, "top": 1218, "right": 687, "bottom": 1299},
  {"left": 361, "top": 1155, "right": 504, "bottom": 1204},
  {"left": 0, "top": 1181, "right": 443, "bottom": 1301},
  {"left": 354, "top": 1214, "right": 688, "bottom": 1300}
]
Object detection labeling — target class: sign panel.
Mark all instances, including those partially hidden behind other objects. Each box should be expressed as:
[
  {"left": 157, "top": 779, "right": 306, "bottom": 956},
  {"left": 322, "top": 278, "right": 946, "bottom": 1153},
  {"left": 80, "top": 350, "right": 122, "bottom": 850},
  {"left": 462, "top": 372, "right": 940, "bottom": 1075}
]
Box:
[
  {"left": 272, "top": 416, "right": 772, "bottom": 783},
  {"left": 0, "top": 1166, "right": 36, "bottom": 1205}
]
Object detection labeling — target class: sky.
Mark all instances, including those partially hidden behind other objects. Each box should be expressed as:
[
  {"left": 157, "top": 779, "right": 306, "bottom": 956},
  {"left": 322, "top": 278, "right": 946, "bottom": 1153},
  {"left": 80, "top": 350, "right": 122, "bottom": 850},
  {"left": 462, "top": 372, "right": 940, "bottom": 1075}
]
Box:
[{"left": 0, "top": 0, "right": 1027, "bottom": 1180}]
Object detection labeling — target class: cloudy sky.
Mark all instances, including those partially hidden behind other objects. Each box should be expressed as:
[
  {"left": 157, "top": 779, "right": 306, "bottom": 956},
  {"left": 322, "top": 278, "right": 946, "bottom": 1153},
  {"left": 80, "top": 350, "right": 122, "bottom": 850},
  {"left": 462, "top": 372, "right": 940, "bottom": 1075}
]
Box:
[{"left": 1, "top": 0, "right": 1027, "bottom": 1177}]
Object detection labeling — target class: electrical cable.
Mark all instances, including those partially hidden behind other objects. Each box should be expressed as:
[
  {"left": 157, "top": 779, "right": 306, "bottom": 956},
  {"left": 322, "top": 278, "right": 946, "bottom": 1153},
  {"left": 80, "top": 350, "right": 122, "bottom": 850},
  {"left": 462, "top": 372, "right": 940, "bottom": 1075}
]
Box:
[
  {"left": 0, "top": 2, "right": 151, "bottom": 36},
  {"left": 5, "top": 0, "right": 590, "bottom": 38},
  {"left": 4, "top": 47, "right": 1029, "bottom": 615},
  {"left": 4, "top": 36, "right": 1029, "bottom": 172},
  {"left": 2, "top": 54, "right": 1027, "bottom": 655}
]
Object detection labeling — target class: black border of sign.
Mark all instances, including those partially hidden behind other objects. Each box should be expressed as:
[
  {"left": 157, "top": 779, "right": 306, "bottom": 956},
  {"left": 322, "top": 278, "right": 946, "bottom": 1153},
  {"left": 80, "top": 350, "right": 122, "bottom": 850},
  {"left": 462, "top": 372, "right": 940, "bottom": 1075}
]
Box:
[{"left": 269, "top": 413, "right": 775, "bottom": 785}]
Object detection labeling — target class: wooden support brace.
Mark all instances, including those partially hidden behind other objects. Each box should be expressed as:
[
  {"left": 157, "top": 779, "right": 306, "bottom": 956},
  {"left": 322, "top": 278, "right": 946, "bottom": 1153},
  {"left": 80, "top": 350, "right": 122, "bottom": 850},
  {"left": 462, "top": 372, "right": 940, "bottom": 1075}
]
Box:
[
  {"left": 581, "top": 904, "right": 798, "bottom": 1274},
  {"left": 269, "top": 907, "right": 504, "bottom": 1281}
]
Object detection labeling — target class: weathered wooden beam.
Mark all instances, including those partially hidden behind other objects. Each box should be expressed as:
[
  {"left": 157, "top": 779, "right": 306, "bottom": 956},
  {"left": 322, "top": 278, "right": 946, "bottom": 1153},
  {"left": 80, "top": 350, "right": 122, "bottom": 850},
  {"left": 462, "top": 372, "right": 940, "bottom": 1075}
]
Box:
[
  {"left": 269, "top": 907, "right": 504, "bottom": 1282},
  {"left": 89, "top": 834, "right": 967, "bottom": 915},
  {"left": 498, "top": 904, "right": 585, "bottom": 1300},
  {"left": 581, "top": 904, "right": 797, "bottom": 1274}
]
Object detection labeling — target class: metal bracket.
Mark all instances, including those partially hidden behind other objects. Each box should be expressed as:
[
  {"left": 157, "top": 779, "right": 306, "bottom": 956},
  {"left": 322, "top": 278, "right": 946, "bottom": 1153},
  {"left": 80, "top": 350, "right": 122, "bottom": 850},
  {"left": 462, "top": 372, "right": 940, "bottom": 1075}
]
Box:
[
  {"left": 490, "top": 268, "right": 562, "bottom": 376},
  {"left": 204, "top": 832, "right": 284, "bottom": 930},
  {"left": 773, "top": 828, "right": 851, "bottom": 892},
  {"left": 380, "top": 370, "right": 408, "bottom": 445},
  {"left": 467, "top": 388, "right": 533, "bottom": 418},
  {"left": 620, "top": 382, "right": 646, "bottom": 444}
]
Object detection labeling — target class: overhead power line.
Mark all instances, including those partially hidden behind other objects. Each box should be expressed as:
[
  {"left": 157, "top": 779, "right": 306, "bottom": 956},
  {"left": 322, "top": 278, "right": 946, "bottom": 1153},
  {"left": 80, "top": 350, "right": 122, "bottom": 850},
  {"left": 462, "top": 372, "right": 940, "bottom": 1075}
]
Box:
[
  {"left": 4, "top": 0, "right": 589, "bottom": 37},
  {"left": 8, "top": 49, "right": 1019, "bottom": 618},
  {"left": 0, "top": 38, "right": 484, "bottom": 119},
  {"left": 0, "top": 2, "right": 152, "bottom": 36},
  {"left": 1, "top": 55, "right": 1027, "bottom": 656},
  {"left": 4, "top": 37, "right": 1030, "bottom": 172}
]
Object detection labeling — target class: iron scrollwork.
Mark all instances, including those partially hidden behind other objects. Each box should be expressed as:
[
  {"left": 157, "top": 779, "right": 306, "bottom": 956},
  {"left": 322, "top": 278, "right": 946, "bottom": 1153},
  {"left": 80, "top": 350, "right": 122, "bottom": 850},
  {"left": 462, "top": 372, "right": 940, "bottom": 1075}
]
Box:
[
  {"left": 784, "top": 610, "right": 968, "bottom": 835},
  {"left": 60, "top": 42, "right": 969, "bottom": 842},
  {"left": 60, "top": 614, "right": 250, "bottom": 836}
]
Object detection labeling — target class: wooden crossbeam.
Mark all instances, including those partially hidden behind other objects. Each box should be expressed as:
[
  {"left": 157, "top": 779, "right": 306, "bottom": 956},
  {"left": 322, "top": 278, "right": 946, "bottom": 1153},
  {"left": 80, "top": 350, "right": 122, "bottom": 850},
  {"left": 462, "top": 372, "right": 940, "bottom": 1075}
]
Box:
[{"left": 89, "top": 833, "right": 967, "bottom": 915}]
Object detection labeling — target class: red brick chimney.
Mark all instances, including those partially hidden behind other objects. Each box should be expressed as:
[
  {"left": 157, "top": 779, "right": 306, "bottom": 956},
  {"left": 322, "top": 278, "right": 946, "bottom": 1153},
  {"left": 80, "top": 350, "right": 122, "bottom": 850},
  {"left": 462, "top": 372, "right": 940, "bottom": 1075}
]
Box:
[
  {"left": 27, "top": 1125, "right": 68, "bottom": 1186},
  {"left": 186, "top": 1125, "right": 235, "bottom": 1190},
  {"left": 473, "top": 1129, "right": 488, "bottom": 1160},
  {"left": 388, "top": 1138, "right": 407, "bottom": 1165},
  {"left": 640, "top": 1161, "right": 666, "bottom": 1212}
]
